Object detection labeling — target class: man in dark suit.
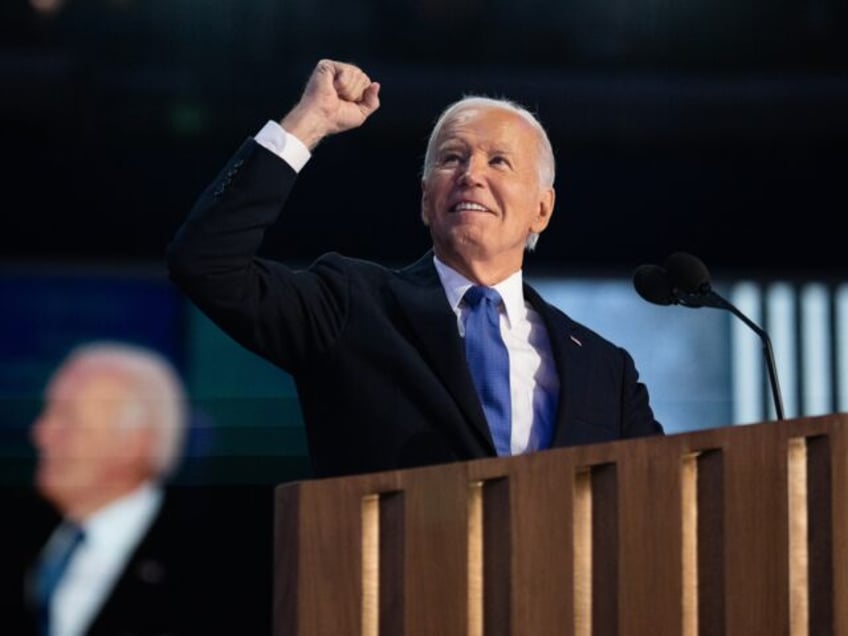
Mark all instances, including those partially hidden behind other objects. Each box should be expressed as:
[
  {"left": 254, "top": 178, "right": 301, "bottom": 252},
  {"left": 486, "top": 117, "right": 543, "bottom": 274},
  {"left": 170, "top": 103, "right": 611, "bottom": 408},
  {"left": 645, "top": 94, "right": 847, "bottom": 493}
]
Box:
[
  {"left": 167, "top": 59, "right": 663, "bottom": 480},
  {"left": 24, "top": 342, "right": 268, "bottom": 636}
]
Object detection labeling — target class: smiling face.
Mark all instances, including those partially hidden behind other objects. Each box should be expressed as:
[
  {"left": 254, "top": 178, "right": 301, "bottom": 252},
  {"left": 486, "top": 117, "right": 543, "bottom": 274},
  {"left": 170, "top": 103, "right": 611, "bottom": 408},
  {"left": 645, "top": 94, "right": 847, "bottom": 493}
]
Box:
[{"left": 421, "top": 105, "right": 555, "bottom": 284}]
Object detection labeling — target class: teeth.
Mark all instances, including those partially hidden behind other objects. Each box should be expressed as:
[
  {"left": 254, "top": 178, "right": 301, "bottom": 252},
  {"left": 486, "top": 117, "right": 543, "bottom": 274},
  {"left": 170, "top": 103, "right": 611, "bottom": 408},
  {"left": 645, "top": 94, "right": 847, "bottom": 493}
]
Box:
[{"left": 454, "top": 202, "right": 488, "bottom": 212}]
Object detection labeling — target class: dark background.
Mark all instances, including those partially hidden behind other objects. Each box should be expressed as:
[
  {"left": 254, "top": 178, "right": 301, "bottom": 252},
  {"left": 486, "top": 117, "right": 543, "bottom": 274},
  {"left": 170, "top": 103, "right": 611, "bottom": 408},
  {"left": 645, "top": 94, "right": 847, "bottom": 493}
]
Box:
[{"left": 2, "top": 0, "right": 847, "bottom": 279}]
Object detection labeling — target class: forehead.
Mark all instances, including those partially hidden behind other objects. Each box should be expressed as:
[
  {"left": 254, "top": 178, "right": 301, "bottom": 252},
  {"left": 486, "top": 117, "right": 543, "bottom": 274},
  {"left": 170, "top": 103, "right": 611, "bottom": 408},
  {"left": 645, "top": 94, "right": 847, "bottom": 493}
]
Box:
[
  {"left": 435, "top": 106, "right": 540, "bottom": 149},
  {"left": 47, "top": 358, "right": 133, "bottom": 403}
]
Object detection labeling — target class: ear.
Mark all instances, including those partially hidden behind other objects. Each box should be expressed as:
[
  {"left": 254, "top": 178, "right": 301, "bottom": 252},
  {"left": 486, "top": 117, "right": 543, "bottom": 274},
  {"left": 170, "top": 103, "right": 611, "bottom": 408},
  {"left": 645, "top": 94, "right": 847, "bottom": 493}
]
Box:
[
  {"left": 530, "top": 187, "right": 555, "bottom": 234},
  {"left": 123, "top": 424, "right": 157, "bottom": 473},
  {"left": 420, "top": 178, "right": 431, "bottom": 226}
]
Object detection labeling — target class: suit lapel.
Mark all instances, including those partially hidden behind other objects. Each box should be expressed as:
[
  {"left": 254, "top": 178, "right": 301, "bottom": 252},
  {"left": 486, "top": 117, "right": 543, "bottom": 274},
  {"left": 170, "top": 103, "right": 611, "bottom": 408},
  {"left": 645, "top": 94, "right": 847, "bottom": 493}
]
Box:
[
  {"left": 390, "top": 253, "right": 495, "bottom": 452},
  {"left": 390, "top": 260, "right": 590, "bottom": 453},
  {"left": 523, "top": 283, "right": 589, "bottom": 447}
]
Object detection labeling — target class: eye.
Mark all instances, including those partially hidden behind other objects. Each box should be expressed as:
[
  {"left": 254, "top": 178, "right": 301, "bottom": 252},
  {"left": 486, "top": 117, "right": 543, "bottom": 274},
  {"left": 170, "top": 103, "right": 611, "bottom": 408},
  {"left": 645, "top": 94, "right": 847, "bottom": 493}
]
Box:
[
  {"left": 490, "top": 155, "right": 511, "bottom": 168},
  {"left": 439, "top": 152, "right": 463, "bottom": 166}
]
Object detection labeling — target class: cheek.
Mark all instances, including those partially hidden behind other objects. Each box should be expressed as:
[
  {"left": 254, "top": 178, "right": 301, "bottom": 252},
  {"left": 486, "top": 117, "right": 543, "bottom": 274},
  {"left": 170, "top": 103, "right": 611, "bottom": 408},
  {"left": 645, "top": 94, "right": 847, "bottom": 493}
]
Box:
[
  {"left": 36, "top": 439, "right": 89, "bottom": 496},
  {"left": 31, "top": 418, "right": 49, "bottom": 448},
  {"left": 86, "top": 429, "right": 125, "bottom": 462},
  {"left": 423, "top": 175, "right": 452, "bottom": 204},
  {"left": 509, "top": 187, "right": 545, "bottom": 219},
  {"left": 421, "top": 194, "right": 443, "bottom": 226}
]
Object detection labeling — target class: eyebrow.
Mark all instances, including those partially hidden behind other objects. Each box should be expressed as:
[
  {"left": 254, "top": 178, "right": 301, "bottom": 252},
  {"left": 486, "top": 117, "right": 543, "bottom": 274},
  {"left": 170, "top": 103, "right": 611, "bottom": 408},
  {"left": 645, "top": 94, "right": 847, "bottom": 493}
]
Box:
[
  {"left": 437, "top": 140, "right": 468, "bottom": 151},
  {"left": 437, "top": 140, "right": 516, "bottom": 155}
]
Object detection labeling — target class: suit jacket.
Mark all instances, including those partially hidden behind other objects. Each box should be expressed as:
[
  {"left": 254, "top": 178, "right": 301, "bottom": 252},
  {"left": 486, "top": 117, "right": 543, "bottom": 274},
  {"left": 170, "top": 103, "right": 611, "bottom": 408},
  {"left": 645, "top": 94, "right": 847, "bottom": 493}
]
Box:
[
  {"left": 83, "top": 492, "right": 203, "bottom": 636},
  {"left": 167, "top": 138, "right": 663, "bottom": 478},
  {"left": 22, "top": 488, "right": 270, "bottom": 636}
]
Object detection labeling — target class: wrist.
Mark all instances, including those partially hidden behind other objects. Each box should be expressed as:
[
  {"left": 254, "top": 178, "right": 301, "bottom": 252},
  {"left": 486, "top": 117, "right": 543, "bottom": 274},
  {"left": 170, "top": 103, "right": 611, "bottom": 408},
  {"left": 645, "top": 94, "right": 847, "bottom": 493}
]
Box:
[{"left": 279, "top": 106, "right": 328, "bottom": 151}]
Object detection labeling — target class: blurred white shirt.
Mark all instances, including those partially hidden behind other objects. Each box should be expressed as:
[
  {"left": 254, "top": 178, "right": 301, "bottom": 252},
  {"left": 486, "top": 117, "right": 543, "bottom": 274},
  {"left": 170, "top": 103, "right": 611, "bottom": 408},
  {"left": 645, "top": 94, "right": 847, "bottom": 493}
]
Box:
[{"left": 46, "top": 482, "right": 162, "bottom": 636}]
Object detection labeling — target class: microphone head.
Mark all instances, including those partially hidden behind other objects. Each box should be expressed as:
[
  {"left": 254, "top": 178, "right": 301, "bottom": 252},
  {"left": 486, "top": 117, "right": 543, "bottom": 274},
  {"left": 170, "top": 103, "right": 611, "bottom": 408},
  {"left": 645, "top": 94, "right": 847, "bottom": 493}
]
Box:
[
  {"left": 664, "top": 251, "right": 712, "bottom": 294},
  {"left": 632, "top": 264, "right": 676, "bottom": 306}
]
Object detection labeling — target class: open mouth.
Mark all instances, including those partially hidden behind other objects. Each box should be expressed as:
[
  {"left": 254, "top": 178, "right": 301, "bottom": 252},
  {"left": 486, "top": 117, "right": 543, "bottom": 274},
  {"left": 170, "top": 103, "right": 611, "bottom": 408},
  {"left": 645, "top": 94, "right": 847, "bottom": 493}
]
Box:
[{"left": 450, "top": 201, "right": 492, "bottom": 214}]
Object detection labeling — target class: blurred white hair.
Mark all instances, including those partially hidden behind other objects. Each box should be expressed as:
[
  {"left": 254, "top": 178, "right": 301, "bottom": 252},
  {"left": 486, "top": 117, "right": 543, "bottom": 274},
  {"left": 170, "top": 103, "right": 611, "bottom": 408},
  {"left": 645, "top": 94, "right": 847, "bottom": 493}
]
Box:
[{"left": 53, "top": 341, "right": 188, "bottom": 479}]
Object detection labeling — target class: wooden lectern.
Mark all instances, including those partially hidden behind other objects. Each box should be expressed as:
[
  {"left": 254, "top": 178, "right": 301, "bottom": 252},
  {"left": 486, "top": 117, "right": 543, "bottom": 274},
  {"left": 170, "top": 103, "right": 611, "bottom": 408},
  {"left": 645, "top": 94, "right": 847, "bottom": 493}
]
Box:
[{"left": 273, "top": 413, "right": 848, "bottom": 635}]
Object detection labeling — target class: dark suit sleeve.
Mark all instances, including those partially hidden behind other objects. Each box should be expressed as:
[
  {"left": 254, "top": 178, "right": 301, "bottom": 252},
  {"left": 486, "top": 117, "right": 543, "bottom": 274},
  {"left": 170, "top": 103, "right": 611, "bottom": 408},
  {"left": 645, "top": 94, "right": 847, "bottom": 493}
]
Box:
[
  {"left": 166, "top": 138, "right": 349, "bottom": 372},
  {"left": 618, "top": 346, "right": 665, "bottom": 438}
]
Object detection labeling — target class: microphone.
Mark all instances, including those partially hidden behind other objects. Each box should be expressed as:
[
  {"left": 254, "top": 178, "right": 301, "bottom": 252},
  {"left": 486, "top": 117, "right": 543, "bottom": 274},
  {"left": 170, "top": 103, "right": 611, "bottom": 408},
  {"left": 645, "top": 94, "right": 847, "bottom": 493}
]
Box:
[
  {"left": 633, "top": 252, "right": 785, "bottom": 421},
  {"left": 632, "top": 264, "right": 675, "bottom": 306}
]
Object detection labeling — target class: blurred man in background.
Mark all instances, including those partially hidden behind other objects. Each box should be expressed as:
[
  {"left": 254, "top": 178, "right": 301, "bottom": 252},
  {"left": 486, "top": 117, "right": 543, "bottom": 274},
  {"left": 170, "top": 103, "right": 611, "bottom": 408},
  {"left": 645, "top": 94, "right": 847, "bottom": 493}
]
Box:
[{"left": 24, "top": 341, "right": 266, "bottom": 636}]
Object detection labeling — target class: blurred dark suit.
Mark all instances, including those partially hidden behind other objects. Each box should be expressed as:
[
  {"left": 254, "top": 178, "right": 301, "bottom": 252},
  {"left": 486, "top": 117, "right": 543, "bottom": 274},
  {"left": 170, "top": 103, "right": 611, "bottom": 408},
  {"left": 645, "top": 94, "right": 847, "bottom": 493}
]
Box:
[{"left": 12, "top": 485, "right": 272, "bottom": 636}]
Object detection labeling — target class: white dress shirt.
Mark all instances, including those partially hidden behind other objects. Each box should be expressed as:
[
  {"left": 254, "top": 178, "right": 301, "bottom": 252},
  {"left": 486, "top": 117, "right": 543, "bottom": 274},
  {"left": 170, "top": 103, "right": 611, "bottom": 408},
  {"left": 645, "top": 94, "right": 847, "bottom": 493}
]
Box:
[
  {"left": 255, "top": 120, "right": 311, "bottom": 172},
  {"left": 432, "top": 257, "right": 559, "bottom": 454},
  {"left": 254, "top": 120, "right": 560, "bottom": 454},
  {"left": 46, "top": 482, "right": 163, "bottom": 636}
]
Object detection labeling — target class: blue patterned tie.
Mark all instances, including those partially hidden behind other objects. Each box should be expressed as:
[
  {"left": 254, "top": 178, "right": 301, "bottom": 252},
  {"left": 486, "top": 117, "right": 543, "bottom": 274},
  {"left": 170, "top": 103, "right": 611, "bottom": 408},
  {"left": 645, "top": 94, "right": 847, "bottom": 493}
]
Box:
[
  {"left": 463, "top": 285, "right": 512, "bottom": 456},
  {"left": 36, "top": 523, "right": 85, "bottom": 636}
]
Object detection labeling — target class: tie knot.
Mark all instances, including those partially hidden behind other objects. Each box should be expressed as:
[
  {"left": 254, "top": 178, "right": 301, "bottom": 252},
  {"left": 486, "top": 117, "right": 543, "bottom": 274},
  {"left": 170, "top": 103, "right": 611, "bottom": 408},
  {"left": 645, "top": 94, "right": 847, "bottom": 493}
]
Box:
[
  {"left": 66, "top": 524, "right": 86, "bottom": 547},
  {"left": 464, "top": 285, "right": 502, "bottom": 308}
]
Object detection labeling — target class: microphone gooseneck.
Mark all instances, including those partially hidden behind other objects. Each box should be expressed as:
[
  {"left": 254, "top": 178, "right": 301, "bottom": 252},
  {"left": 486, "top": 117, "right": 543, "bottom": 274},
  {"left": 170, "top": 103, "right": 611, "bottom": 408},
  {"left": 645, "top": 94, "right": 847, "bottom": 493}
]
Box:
[{"left": 632, "top": 252, "right": 786, "bottom": 421}]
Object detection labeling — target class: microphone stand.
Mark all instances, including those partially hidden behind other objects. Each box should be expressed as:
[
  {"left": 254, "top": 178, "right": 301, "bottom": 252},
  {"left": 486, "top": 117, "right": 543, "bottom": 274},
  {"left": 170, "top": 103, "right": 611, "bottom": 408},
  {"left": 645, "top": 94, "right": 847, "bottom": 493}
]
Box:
[{"left": 677, "top": 289, "right": 786, "bottom": 421}]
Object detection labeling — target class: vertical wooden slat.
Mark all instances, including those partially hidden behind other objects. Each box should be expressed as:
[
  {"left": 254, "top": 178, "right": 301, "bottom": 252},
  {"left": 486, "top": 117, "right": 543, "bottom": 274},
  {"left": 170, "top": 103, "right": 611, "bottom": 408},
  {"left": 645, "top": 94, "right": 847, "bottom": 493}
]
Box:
[
  {"left": 788, "top": 437, "right": 809, "bottom": 636},
  {"left": 275, "top": 480, "right": 366, "bottom": 635},
  {"left": 362, "top": 494, "right": 380, "bottom": 636},
  {"left": 805, "top": 435, "right": 833, "bottom": 634},
  {"left": 681, "top": 453, "right": 699, "bottom": 636},
  {"left": 697, "top": 449, "right": 726, "bottom": 636},
  {"left": 403, "top": 464, "right": 468, "bottom": 636},
  {"left": 831, "top": 419, "right": 848, "bottom": 635},
  {"left": 483, "top": 477, "right": 511, "bottom": 636},
  {"left": 274, "top": 484, "right": 300, "bottom": 636},
  {"left": 509, "top": 454, "right": 572, "bottom": 635},
  {"left": 573, "top": 468, "right": 592, "bottom": 636},
  {"left": 617, "top": 438, "right": 683, "bottom": 635},
  {"left": 313, "top": 482, "right": 366, "bottom": 636},
  {"left": 591, "top": 463, "right": 618, "bottom": 636},
  {"left": 468, "top": 481, "right": 483, "bottom": 636},
  {"left": 724, "top": 426, "right": 790, "bottom": 635},
  {"left": 379, "top": 491, "right": 405, "bottom": 635}
]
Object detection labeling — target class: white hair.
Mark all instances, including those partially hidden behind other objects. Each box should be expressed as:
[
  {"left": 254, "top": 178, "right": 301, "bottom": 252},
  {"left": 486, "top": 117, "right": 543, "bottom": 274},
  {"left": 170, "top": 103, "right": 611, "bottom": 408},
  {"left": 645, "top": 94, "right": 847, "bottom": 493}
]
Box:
[
  {"left": 421, "top": 96, "right": 556, "bottom": 252},
  {"left": 55, "top": 341, "right": 188, "bottom": 478}
]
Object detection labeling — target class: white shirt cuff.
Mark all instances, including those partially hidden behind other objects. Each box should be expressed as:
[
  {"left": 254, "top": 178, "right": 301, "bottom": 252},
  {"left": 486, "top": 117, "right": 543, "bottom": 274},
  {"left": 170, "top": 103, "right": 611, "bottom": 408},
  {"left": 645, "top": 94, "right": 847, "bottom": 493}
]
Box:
[{"left": 254, "top": 120, "right": 311, "bottom": 173}]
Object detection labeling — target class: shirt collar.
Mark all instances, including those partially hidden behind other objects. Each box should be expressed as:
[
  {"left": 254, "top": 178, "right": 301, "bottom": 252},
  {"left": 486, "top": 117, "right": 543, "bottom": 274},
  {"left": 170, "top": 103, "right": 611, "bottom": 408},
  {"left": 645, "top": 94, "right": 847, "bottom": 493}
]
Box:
[
  {"left": 80, "top": 481, "right": 163, "bottom": 551},
  {"left": 432, "top": 255, "right": 524, "bottom": 328}
]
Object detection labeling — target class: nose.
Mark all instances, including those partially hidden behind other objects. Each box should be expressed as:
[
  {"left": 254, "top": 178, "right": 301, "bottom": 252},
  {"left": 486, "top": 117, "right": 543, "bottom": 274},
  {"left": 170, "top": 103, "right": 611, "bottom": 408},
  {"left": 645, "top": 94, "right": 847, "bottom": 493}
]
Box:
[{"left": 457, "top": 155, "right": 486, "bottom": 187}]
